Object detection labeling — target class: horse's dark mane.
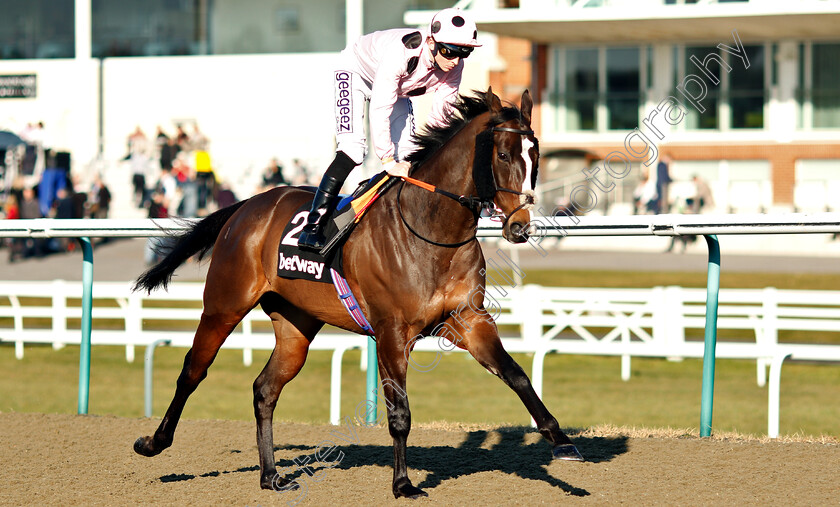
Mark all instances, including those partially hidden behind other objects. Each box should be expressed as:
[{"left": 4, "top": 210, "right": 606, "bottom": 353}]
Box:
[{"left": 405, "top": 91, "right": 523, "bottom": 168}]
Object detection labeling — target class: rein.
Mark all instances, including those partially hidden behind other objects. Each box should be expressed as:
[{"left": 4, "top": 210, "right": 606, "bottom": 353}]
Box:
[{"left": 396, "top": 124, "right": 537, "bottom": 248}]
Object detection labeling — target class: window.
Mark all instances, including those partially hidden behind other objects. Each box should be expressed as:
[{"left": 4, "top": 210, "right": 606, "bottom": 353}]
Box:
[
  {"left": 565, "top": 48, "right": 598, "bottom": 131},
  {"left": 683, "top": 46, "right": 720, "bottom": 129},
  {"left": 606, "top": 47, "right": 641, "bottom": 130},
  {"left": 811, "top": 43, "right": 840, "bottom": 128},
  {"left": 729, "top": 45, "right": 764, "bottom": 128},
  {"left": 92, "top": 0, "right": 352, "bottom": 57},
  {"left": 0, "top": 0, "right": 74, "bottom": 59},
  {"left": 680, "top": 44, "right": 765, "bottom": 130},
  {"left": 557, "top": 46, "right": 642, "bottom": 131},
  {"left": 92, "top": 0, "right": 210, "bottom": 57}
]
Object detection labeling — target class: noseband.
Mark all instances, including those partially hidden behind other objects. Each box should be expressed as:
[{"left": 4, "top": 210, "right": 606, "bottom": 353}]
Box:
[{"left": 397, "top": 123, "right": 537, "bottom": 247}]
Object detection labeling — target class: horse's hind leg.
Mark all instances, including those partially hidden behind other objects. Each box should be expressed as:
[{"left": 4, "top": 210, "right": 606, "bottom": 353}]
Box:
[
  {"left": 134, "top": 309, "right": 247, "bottom": 457},
  {"left": 253, "top": 303, "right": 320, "bottom": 490},
  {"left": 441, "top": 312, "right": 583, "bottom": 461}
]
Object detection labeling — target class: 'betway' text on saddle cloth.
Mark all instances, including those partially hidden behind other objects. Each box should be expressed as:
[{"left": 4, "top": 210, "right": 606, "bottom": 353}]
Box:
[{"left": 276, "top": 201, "right": 343, "bottom": 283}]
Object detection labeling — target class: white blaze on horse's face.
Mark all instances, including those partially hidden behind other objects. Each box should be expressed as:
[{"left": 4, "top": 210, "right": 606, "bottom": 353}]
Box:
[{"left": 520, "top": 137, "right": 535, "bottom": 192}]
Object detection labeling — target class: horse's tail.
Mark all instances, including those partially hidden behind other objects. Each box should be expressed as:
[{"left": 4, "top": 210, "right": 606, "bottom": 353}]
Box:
[{"left": 133, "top": 199, "right": 249, "bottom": 293}]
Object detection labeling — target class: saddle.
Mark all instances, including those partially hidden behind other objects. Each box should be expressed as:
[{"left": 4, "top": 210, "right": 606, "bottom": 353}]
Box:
[{"left": 276, "top": 172, "right": 395, "bottom": 283}]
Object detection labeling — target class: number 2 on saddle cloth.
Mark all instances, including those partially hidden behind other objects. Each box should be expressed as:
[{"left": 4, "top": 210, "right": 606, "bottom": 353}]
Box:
[{"left": 276, "top": 173, "right": 396, "bottom": 335}]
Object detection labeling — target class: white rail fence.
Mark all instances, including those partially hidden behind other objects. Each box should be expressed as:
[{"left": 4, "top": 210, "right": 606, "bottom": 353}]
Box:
[{"left": 1, "top": 280, "right": 838, "bottom": 437}]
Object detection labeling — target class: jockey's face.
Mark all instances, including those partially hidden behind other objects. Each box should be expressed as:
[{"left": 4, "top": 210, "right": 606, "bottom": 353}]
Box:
[{"left": 427, "top": 38, "right": 460, "bottom": 72}]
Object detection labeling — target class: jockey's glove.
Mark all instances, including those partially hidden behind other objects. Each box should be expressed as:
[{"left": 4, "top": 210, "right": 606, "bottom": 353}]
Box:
[{"left": 382, "top": 158, "right": 411, "bottom": 178}]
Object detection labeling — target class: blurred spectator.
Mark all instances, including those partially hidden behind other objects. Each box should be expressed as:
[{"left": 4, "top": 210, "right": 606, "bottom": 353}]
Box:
[
  {"left": 656, "top": 153, "right": 672, "bottom": 214},
  {"left": 159, "top": 136, "right": 178, "bottom": 171},
  {"left": 215, "top": 181, "right": 239, "bottom": 209},
  {"left": 19, "top": 187, "right": 41, "bottom": 219},
  {"left": 72, "top": 179, "right": 88, "bottom": 220},
  {"left": 634, "top": 170, "right": 658, "bottom": 215},
  {"left": 3, "top": 194, "right": 19, "bottom": 220},
  {"left": 172, "top": 153, "right": 191, "bottom": 184},
  {"left": 175, "top": 124, "right": 190, "bottom": 151},
  {"left": 191, "top": 123, "right": 209, "bottom": 151},
  {"left": 38, "top": 151, "right": 68, "bottom": 217},
  {"left": 89, "top": 174, "right": 112, "bottom": 219},
  {"left": 154, "top": 126, "right": 169, "bottom": 158},
  {"left": 665, "top": 174, "right": 714, "bottom": 253},
  {"left": 126, "top": 126, "right": 148, "bottom": 159},
  {"left": 19, "top": 187, "right": 46, "bottom": 258},
  {"left": 127, "top": 127, "right": 150, "bottom": 207},
  {"left": 689, "top": 174, "right": 714, "bottom": 214},
  {"left": 194, "top": 149, "right": 214, "bottom": 213},
  {"left": 154, "top": 166, "right": 180, "bottom": 214},
  {"left": 51, "top": 188, "right": 75, "bottom": 219},
  {"left": 4, "top": 194, "right": 23, "bottom": 262},
  {"left": 262, "top": 158, "right": 289, "bottom": 189},
  {"left": 49, "top": 188, "right": 76, "bottom": 252},
  {"left": 176, "top": 163, "right": 199, "bottom": 218},
  {"left": 19, "top": 122, "right": 48, "bottom": 179},
  {"left": 144, "top": 191, "right": 170, "bottom": 265},
  {"left": 292, "top": 158, "right": 311, "bottom": 185},
  {"left": 147, "top": 190, "right": 168, "bottom": 219}
]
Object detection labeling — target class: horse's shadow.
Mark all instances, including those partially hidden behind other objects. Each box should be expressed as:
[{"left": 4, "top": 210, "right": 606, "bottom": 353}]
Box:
[{"left": 159, "top": 427, "right": 627, "bottom": 497}]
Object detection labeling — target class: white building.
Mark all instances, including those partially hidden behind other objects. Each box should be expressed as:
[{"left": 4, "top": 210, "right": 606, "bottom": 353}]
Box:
[
  {"left": 0, "top": 0, "right": 485, "bottom": 208},
  {"left": 1, "top": 0, "right": 838, "bottom": 217},
  {"left": 408, "top": 0, "right": 840, "bottom": 214}
]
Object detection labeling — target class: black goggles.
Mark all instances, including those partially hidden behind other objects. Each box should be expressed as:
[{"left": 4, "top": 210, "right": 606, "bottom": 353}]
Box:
[{"left": 435, "top": 41, "right": 473, "bottom": 60}]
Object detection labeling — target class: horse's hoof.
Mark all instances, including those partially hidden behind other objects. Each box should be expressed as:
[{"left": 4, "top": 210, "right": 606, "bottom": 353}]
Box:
[
  {"left": 553, "top": 443, "right": 584, "bottom": 462},
  {"left": 264, "top": 473, "right": 300, "bottom": 492},
  {"left": 134, "top": 436, "right": 164, "bottom": 457},
  {"left": 393, "top": 480, "right": 428, "bottom": 499}
]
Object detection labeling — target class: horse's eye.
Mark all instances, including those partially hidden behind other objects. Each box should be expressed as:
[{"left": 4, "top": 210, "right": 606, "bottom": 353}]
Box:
[{"left": 498, "top": 152, "right": 509, "bottom": 161}]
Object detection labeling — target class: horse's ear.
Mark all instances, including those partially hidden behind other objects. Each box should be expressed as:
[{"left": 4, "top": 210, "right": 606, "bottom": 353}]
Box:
[
  {"left": 485, "top": 87, "right": 503, "bottom": 114},
  {"left": 521, "top": 89, "right": 533, "bottom": 125}
]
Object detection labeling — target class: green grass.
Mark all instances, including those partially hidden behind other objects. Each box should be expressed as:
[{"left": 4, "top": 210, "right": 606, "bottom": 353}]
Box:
[
  {"left": 1, "top": 268, "right": 838, "bottom": 438},
  {"left": 523, "top": 269, "right": 840, "bottom": 290},
  {"left": 1, "top": 344, "right": 838, "bottom": 438}
]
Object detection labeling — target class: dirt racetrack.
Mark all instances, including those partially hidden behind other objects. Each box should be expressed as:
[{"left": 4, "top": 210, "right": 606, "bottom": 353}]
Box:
[{"left": 1, "top": 412, "right": 838, "bottom": 506}]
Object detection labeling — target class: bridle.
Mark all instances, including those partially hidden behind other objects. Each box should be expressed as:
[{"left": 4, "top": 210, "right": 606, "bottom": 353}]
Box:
[{"left": 397, "top": 123, "right": 537, "bottom": 248}]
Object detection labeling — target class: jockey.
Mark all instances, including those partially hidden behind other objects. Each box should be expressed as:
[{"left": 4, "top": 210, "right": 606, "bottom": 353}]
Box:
[{"left": 297, "top": 7, "right": 481, "bottom": 251}]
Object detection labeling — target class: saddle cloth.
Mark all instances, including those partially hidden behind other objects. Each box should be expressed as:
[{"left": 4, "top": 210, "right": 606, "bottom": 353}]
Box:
[{"left": 276, "top": 172, "right": 393, "bottom": 283}]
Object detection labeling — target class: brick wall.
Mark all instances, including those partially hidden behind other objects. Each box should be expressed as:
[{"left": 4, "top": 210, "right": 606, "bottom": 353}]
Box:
[{"left": 488, "top": 36, "right": 533, "bottom": 105}]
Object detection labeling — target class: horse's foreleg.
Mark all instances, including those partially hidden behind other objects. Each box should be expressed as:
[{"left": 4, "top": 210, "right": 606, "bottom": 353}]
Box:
[
  {"left": 134, "top": 311, "right": 242, "bottom": 457},
  {"left": 376, "top": 326, "right": 428, "bottom": 499},
  {"left": 254, "top": 320, "right": 312, "bottom": 490},
  {"left": 443, "top": 313, "right": 584, "bottom": 461}
]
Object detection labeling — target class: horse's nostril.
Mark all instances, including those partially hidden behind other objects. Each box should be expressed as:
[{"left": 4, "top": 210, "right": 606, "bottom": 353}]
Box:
[{"left": 509, "top": 222, "right": 528, "bottom": 240}]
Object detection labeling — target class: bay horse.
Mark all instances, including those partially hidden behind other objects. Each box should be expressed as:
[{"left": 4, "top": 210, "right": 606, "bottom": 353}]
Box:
[{"left": 132, "top": 88, "right": 583, "bottom": 499}]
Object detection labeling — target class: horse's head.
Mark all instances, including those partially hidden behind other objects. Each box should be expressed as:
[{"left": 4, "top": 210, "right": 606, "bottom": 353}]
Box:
[{"left": 473, "top": 88, "right": 539, "bottom": 244}]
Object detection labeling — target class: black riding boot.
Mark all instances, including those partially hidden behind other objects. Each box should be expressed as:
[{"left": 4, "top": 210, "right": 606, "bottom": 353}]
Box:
[{"left": 297, "top": 175, "right": 343, "bottom": 251}]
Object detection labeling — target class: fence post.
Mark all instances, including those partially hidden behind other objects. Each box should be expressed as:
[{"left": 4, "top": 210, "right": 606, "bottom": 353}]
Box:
[
  {"left": 11, "top": 295, "right": 24, "bottom": 359},
  {"left": 665, "top": 285, "right": 685, "bottom": 362},
  {"left": 700, "top": 235, "right": 721, "bottom": 437},
  {"left": 77, "top": 237, "right": 94, "bottom": 415},
  {"left": 758, "top": 287, "right": 779, "bottom": 387},
  {"left": 144, "top": 338, "right": 172, "bottom": 417},
  {"left": 530, "top": 347, "right": 547, "bottom": 428},
  {"left": 241, "top": 315, "right": 253, "bottom": 367},
  {"left": 124, "top": 293, "right": 142, "bottom": 363},
  {"left": 365, "top": 336, "right": 378, "bottom": 425},
  {"left": 521, "top": 285, "right": 542, "bottom": 344},
  {"left": 51, "top": 280, "right": 67, "bottom": 350},
  {"left": 767, "top": 352, "right": 791, "bottom": 438},
  {"left": 330, "top": 346, "right": 350, "bottom": 425}
]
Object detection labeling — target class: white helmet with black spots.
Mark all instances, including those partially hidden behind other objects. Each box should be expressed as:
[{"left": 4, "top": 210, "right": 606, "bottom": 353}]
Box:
[{"left": 429, "top": 8, "right": 481, "bottom": 48}]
